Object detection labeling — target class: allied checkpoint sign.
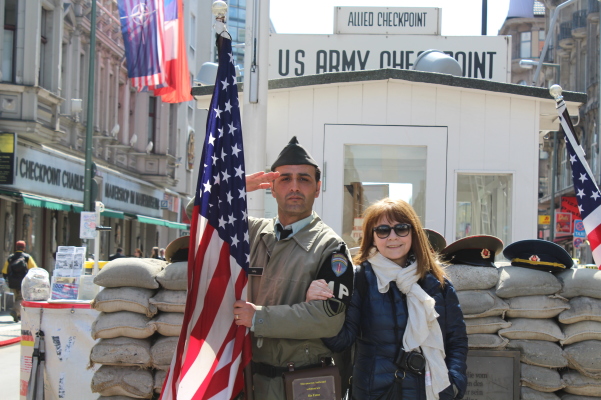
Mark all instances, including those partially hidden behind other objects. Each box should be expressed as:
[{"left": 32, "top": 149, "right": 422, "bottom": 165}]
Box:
[
  {"left": 334, "top": 7, "right": 441, "bottom": 35},
  {"left": 269, "top": 33, "right": 510, "bottom": 82}
]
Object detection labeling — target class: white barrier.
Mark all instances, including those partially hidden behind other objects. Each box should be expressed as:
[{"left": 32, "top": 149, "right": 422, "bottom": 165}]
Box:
[{"left": 20, "top": 301, "right": 99, "bottom": 400}]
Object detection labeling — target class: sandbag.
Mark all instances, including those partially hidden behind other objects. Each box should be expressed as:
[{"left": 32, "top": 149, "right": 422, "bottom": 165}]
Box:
[
  {"left": 154, "top": 370, "right": 167, "bottom": 393},
  {"left": 563, "top": 340, "right": 601, "bottom": 379},
  {"left": 156, "top": 261, "right": 187, "bottom": 291},
  {"left": 560, "top": 394, "right": 601, "bottom": 400},
  {"left": 521, "top": 363, "right": 565, "bottom": 392},
  {"left": 151, "top": 336, "right": 178, "bottom": 369},
  {"left": 91, "top": 287, "right": 157, "bottom": 317},
  {"left": 505, "top": 295, "right": 570, "bottom": 319},
  {"left": 93, "top": 258, "right": 165, "bottom": 289},
  {"left": 521, "top": 387, "right": 561, "bottom": 400},
  {"left": 149, "top": 289, "right": 187, "bottom": 313},
  {"left": 90, "top": 337, "right": 152, "bottom": 368},
  {"left": 558, "top": 269, "right": 601, "bottom": 300},
  {"left": 499, "top": 318, "right": 564, "bottom": 342},
  {"left": 465, "top": 317, "right": 510, "bottom": 335},
  {"left": 559, "top": 297, "right": 601, "bottom": 324},
  {"left": 561, "top": 321, "right": 601, "bottom": 345},
  {"left": 495, "top": 266, "right": 562, "bottom": 298},
  {"left": 91, "top": 312, "right": 155, "bottom": 340},
  {"left": 91, "top": 365, "right": 154, "bottom": 399},
  {"left": 562, "top": 370, "right": 601, "bottom": 396},
  {"left": 461, "top": 292, "right": 509, "bottom": 319},
  {"left": 444, "top": 265, "right": 499, "bottom": 291},
  {"left": 150, "top": 312, "right": 184, "bottom": 337},
  {"left": 507, "top": 340, "right": 567, "bottom": 368},
  {"left": 467, "top": 334, "right": 508, "bottom": 349}
]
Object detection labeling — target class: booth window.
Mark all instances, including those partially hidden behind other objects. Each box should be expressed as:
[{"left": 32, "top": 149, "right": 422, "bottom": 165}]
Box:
[
  {"left": 456, "top": 174, "right": 512, "bottom": 245},
  {"left": 342, "top": 144, "right": 427, "bottom": 247}
]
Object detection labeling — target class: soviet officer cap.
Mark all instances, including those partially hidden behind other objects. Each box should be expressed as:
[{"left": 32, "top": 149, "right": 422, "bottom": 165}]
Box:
[
  {"left": 424, "top": 229, "right": 447, "bottom": 253},
  {"left": 441, "top": 235, "right": 504, "bottom": 268},
  {"left": 503, "top": 239, "right": 573, "bottom": 273},
  {"left": 270, "top": 136, "right": 319, "bottom": 171},
  {"left": 165, "top": 236, "right": 190, "bottom": 263}
]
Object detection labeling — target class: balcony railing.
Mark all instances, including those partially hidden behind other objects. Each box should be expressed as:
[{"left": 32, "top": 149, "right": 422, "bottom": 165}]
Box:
[
  {"left": 573, "top": 9, "right": 588, "bottom": 29},
  {"left": 589, "top": 0, "right": 599, "bottom": 13},
  {"left": 559, "top": 21, "right": 573, "bottom": 41}
]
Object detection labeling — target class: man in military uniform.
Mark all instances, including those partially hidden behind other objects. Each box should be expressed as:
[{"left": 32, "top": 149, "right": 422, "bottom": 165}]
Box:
[{"left": 234, "top": 137, "right": 354, "bottom": 400}]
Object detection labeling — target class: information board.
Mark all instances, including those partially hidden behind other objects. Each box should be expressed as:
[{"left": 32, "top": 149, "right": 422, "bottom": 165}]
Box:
[
  {"left": 0, "top": 132, "right": 15, "bottom": 184},
  {"left": 465, "top": 350, "right": 520, "bottom": 400}
]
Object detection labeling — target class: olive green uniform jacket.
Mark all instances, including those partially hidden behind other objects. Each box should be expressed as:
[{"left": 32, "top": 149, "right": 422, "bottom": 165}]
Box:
[{"left": 248, "top": 212, "right": 351, "bottom": 400}]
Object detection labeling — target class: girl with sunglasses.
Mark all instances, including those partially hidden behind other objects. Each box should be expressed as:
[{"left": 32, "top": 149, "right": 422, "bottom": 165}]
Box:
[{"left": 307, "top": 198, "right": 467, "bottom": 399}]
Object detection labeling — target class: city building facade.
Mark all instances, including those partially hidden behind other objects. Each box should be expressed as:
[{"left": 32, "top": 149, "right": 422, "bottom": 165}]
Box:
[{"left": 0, "top": 0, "right": 206, "bottom": 272}]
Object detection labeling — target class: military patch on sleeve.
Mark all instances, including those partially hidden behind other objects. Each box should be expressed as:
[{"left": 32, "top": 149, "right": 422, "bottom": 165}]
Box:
[{"left": 315, "top": 243, "right": 354, "bottom": 317}]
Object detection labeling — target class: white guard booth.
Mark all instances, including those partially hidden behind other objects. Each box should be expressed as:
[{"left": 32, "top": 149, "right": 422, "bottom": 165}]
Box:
[
  {"left": 193, "top": 68, "right": 585, "bottom": 247},
  {"left": 20, "top": 301, "right": 99, "bottom": 400}
]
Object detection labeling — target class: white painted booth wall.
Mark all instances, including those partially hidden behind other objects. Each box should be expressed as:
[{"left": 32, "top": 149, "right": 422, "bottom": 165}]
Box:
[{"left": 262, "top": 79, "right": 539, "bottom": 243}]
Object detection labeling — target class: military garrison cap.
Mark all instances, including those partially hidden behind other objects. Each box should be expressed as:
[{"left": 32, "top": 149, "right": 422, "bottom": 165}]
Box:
[
  {"left": 270, "top": 136, "right": 319, "bottom": 171},
  {"left": 424, "top": 229, "right": 447, "bottom": 253},
  {"left": 503, "top": 239, "right": 573, "bottom": 273},
  {"left": 165, "top": 236, "right": 190, "bottom": 263},
  {"left": 441, "top": 235, "right": 504, "bottom": 268}
]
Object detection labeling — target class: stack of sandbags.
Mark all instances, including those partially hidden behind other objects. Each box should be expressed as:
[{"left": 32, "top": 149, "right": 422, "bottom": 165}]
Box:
[
  {"left": 89, "top": 258, "right": 169, "bottom": 399},
  {"left": 556, "top": 268, "right": 601, "bottom": 398},
  {"left": 446, "top": 265, "right": 511, "bottom": 350},
  {"left": 493, "top": 266, "right": 568, "bottom": 398}
]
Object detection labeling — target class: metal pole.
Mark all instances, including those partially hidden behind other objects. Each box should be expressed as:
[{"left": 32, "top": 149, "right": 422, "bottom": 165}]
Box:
[
  {"left": 83, "top": 0, "right": 97, "bottom": 212},
  {"left": 550, "top": 131, "right": 558, "bottom": 241},
  {"left": 481, "top": 0, "right": 487, "bottom": 35}
]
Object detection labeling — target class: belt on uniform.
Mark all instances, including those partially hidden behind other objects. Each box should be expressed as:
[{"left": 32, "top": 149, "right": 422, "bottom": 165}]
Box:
[{"left": 252, "top": 358, "right": 333, "bottom": 379}]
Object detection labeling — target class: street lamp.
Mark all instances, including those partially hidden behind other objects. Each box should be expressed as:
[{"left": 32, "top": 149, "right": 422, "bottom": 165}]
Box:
[{"left": 520, "top": 59, "right": 561, "bottom": 86}]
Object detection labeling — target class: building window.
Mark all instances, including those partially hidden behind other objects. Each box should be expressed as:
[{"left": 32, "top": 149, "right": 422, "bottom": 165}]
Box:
[
  {"left": 168, "top": 104, "right": 177, "bottom": 157},
  {"left": 2, "top": 0, "right": 17, "bottom": 82},
  {"left": 520, "top": 31, "right": 532, "bottom": 59},
  {"left": 559, "top": 144, "right": 570, "bottom": 190},
  {"left": 189, "top": 13, "right": 196, "bottom": 52},
  {"left": 147, "top": 96, "right": 157, "bottom": 153},
  {"left": 456, "top": 174, "right": 512, "bottom": 245},
  {"left": 538, "top": 29, "right": 545, "bottom": 53}
]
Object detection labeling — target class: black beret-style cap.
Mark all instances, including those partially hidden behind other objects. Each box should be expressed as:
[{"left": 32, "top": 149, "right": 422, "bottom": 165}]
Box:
[
  {"left": 270, "top": 136, "right": 319, "bottom": 171},
  {"left": 503, "top": 239, "right": 573, "bottom": 273},
  {"left": 440, "top": 235, "right": 504, "bottom": 268}
]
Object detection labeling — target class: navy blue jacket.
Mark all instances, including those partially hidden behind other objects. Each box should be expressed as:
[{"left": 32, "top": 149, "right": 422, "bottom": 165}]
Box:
[{"left": 323, "top": 262, "right": 468, "bottom": 400}]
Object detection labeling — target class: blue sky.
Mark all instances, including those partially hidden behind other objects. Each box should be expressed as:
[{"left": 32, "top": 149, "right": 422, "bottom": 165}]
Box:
[{"left": 270, "top": 0, "right": 512, "bottom": 36}]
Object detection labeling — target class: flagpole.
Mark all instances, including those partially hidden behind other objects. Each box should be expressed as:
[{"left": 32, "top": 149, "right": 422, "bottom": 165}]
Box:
[{"left": 83, "top": 0, "right": 97, "bottom": 212}]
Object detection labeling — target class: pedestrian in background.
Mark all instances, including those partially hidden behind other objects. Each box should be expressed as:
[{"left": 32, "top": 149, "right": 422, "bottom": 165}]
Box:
[
  {"left": 133, "top": 248, "right": 143, "bottom": 258},
  {"left": 2, "top": 240, "right": 38, "bottom": 322},
  {"left": 151, "top": 246, "right": 160, "bottom": 259},
  {"left": 158, "top": 248, "right": 166, "bottom": 261},
  {"left": 108, "top": 247, "right": 125, "bottom": 261}
]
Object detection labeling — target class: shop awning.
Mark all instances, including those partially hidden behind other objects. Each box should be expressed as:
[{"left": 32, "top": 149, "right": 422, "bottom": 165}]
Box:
[
  {"left": 136, "top": 214, "right": 189, "bottom": 230},
  {"left": 101, "top": 209, "right": 124, "bottom": 219},
  {"left": 21, "top": 194, "right": 77, "bottom": 212}
]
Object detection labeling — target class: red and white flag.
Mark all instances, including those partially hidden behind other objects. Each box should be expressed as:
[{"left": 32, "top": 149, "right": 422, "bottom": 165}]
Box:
[{"left": 160, "top": 35, "right": 251, "bottom": 399}]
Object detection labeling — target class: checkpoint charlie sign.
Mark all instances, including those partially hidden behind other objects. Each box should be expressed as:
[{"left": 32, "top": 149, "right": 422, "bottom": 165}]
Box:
[
  {"left": 334, "top": 7, "right": 441, "bottom": 35},
  {"left": 269, "top": 34, "right": 510, "bottom": 82}
]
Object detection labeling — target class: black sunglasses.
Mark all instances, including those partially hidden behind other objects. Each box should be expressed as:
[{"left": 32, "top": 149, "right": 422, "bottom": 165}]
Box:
[{"left": 373, "top": 223, "right": 412, "bottom": 239}]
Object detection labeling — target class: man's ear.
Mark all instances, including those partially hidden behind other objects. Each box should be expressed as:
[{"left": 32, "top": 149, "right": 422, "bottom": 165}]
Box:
[{"left": 315, "top": 181, "right": 322, "bottom": 198}]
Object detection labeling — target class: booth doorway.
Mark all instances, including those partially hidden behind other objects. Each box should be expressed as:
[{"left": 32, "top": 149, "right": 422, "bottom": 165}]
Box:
[{"left": 321, "top": 124, "right": 448, "bottom": 247}]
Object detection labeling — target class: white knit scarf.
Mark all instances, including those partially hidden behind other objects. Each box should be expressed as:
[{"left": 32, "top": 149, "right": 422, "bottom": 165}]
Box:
[{"left": 368, "top": 251, "right": 450, "bottom": 400}]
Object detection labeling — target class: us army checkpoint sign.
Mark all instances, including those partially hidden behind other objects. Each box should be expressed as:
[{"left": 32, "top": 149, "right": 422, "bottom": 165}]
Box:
[{"left": 269, "top": 34, "right": 510, "bottom": 82}]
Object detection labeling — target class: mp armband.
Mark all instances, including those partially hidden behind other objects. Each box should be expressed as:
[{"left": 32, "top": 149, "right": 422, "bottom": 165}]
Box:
[{"left": 315, "top": 243, "right": 354, "bottom": 317}]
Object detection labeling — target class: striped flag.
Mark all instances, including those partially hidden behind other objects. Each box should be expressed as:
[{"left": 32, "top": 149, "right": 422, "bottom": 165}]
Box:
[
  {"left": 160, "top": 35, "right": 251, "bottom": 399},
  {"left": 117, "top": 0, "right": 166, "bottom": 89},
  {"left": 555, "top": 93, "right": 601, "bottom": 266},
  {"left": 153, "top": 0, "right": 193, "bottom": 103}
]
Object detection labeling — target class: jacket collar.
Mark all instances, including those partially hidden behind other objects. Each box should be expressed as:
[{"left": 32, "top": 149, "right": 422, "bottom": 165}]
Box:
[{"left": 260, "top": 211, "right": 323, "bottom": 252}]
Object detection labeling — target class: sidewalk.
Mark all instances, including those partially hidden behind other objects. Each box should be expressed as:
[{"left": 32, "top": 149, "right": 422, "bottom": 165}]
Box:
[{"left": 0, "top": 310, "right": 21, "bottom": 347}]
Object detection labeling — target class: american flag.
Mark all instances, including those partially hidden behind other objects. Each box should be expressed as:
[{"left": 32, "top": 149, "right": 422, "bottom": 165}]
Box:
[
  {"left": 160, "top": 35, "right": 251, "bottom": 399},
  {"left": 556, "top": 95, "right": 601, "bottom": 266},
  {"left": 117, "top": 0, "right": 166, "bottom": 89}
]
